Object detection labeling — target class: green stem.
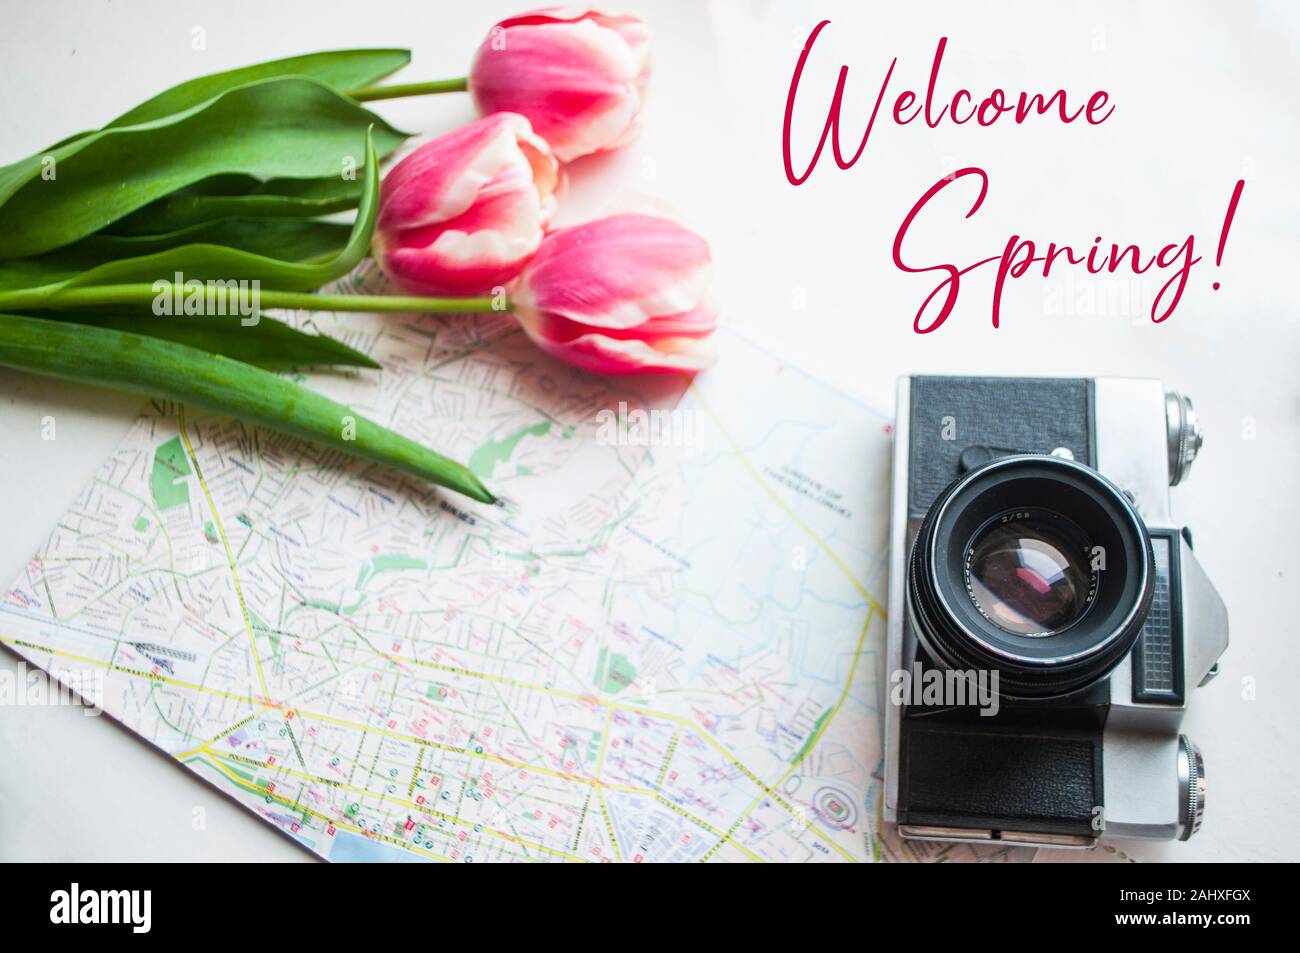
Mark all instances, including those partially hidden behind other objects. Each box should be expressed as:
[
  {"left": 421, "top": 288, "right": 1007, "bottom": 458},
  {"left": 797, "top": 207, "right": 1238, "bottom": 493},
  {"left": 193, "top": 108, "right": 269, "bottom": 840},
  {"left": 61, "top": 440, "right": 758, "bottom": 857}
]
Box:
[
  {"left": 0, "top": 283, "right": 508, "bottom": 315},
  {"left": 348, "top": 77, "right": 470, "bottom": 102}
]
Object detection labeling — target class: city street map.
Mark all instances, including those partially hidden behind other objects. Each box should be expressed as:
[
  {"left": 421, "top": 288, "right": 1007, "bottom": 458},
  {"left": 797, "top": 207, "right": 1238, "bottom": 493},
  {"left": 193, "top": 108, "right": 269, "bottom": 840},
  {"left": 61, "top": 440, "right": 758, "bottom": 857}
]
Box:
[{"left": 1, "top": 264, "right": 1030, "bottom": 862}]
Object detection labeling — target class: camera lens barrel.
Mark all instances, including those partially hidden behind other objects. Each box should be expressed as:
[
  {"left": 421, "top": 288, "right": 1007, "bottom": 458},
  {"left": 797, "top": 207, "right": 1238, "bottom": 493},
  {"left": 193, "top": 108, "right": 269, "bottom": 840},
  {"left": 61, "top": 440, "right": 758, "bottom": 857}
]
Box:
[{"left": 907, "top": 454, "right": 1155, "bottom": 698}]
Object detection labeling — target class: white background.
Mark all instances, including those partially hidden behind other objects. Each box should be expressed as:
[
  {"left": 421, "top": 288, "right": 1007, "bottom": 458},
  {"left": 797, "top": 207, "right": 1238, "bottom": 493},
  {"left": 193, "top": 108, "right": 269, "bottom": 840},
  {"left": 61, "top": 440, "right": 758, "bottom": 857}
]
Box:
[{"left": 0, "top": 0, "right": 1296, "bottom": 862}]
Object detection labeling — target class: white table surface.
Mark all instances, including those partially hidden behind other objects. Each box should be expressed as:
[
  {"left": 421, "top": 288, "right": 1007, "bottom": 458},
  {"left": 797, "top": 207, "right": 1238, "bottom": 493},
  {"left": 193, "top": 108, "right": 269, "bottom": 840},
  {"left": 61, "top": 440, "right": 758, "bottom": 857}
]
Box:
[{"left": 1, "top": 0, "right": 1297, "bottom": 863}]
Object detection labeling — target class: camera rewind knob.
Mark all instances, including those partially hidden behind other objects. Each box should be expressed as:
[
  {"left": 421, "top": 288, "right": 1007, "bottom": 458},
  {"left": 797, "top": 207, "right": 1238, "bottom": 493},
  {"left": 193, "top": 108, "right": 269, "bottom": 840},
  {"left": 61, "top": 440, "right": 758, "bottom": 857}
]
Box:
[
  {"left": 1166, "top": 392, "right": 1203, "bottom": 486},
  {"left": 1177, "top": 735, "right": 1206, "bottom": 840}
]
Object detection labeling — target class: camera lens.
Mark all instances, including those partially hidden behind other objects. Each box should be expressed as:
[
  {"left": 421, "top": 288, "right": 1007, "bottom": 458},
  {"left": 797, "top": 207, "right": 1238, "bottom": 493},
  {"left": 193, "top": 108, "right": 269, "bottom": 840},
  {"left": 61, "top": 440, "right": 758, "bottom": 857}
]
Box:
[
  {"left": 965, "top": 510, "right": 1095, "bottom": 636},
  {"left": 907, "top": 455, "right": 1154, "bottom": 698}
]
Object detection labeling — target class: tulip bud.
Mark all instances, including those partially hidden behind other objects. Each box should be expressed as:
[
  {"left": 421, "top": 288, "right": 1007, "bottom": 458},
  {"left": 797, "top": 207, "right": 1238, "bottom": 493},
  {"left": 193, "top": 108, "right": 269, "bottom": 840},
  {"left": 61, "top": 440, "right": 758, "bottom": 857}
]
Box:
[
  {"left": 512, "top": 213, "right": 717, "bottom": 374},
  {"left": 469, "top": 8, "right": 651, "bottom": 163},
  {"left": 373, "top": 112, "right": 559, "bottom": 296}
]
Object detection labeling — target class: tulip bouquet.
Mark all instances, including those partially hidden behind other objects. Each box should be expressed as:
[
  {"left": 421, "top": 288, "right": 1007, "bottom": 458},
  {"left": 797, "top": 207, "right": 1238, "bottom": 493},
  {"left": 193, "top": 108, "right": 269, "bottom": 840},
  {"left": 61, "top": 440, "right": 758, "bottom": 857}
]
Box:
[{"left": 0, "top": 7, "right": 717, "bottom": 502}]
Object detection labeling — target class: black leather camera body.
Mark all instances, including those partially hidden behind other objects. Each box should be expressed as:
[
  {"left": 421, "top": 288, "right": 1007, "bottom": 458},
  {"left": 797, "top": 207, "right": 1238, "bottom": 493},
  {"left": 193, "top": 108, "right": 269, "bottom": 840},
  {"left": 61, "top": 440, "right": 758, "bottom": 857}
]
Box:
[{"left": 883, "top": 376, "right": 1228, "bottom": 847}]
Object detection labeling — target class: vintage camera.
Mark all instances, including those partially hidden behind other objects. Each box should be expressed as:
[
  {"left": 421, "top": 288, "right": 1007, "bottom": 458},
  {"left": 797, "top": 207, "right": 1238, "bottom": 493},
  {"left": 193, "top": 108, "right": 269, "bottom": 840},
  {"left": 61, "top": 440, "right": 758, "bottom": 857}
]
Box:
[{"left": 883, "top": 377, "right": 1229, "bottom": 847}]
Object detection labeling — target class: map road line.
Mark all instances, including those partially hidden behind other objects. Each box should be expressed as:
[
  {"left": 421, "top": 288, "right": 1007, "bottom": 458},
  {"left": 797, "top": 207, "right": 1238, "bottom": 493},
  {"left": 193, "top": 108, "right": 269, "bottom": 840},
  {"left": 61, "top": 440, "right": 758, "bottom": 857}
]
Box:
[
  {"left": 686, "top": 378, "right": 885, "bottom": 617},
  {"left": 178, "top": 405, "right": 271, "bottom": 701}
]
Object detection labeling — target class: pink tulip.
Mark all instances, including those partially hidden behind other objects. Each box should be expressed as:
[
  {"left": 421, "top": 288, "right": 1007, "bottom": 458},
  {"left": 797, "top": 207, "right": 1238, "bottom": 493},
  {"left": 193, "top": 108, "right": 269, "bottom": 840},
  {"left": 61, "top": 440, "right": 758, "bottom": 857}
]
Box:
[
  {"left": 373, "top": 112, "right": 560, "bottom": 296},
  {"left": 469, "top": 8, "right": 652, "bottom": 163},
  {"left": 512, "top": 213, "right": 717, "bottom": 374}
]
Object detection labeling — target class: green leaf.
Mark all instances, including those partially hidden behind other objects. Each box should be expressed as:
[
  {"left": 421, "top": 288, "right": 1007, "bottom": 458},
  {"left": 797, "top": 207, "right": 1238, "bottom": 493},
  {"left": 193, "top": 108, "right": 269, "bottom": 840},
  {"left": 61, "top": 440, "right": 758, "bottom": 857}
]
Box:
[
  {"left": 80, "top": 218, "right": 351, "bottom": 264},
  {"left": 0, "top": 128, "right": 381, "bottom": 300},
  {"left": 0, "top": 312, "right": 493, "bottom": 503},
  {"left": 0, "top": 78, "right": 405, "bottom": 259},
  {"left": 0, "top": 219, "right": 352, "bottom": 292},
  {"left": 109, "top": 174, "right": 362, "bottom": 235},
  {"left": 23, "top": 49, "right": 411, "bottom": 154},
  {"left": 105, "top": 49, "right": 411, "bottom": 129},
  {"left": 26, "top": 309, "right": 378, "bottom": 370}
]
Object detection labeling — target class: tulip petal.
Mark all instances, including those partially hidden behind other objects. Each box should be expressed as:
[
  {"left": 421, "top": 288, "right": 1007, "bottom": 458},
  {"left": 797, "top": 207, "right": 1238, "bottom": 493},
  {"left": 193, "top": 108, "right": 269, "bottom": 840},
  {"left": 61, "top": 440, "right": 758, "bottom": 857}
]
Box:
[
  {"left": 470, "top": 11, "right": 650, "bottom": 162},
  {"left": 496, "top": 8, "right": 652, "bottom": 77},
  {"left": 514, "top": 213, "right": 711, "bottom": 331},
  {"left": 377, "top": 113, "right": 556, "bottom": 232},
  {"left": 374, "top": 113, "right": 558, "bottom": 296},
  {"left": 525, "top": 302, "right": 718, "bottom": 346},
  {"left": 522, "top": 322, "right": 717, "bottom": 375},
  {"left": 377, "top": 158, "right": 545, "bottom": 295},
  {"left": 510, "top": 211, "right": 718, "bottom": 375}
]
